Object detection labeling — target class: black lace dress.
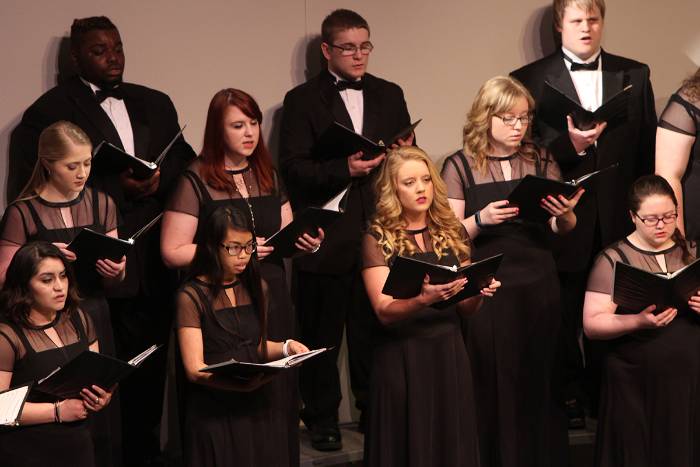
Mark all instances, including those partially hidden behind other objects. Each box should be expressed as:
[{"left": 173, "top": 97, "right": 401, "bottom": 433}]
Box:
[
  {"left": 167, "top": 159, "right": 298, "bottom": 464},
  {"left": 361, "top": 228, "right": 480, "bottom": 467},
  {"left": 659, "top": 89, "right": 700, "bottom": 241},
  {"left": 0, "top": 310, "right": 97, "bottom": 467},
  {"left": 441, "top": 150, "right": 568, "bottom": 467},
  {"left": 0, "top": 187, "right": 120, "bottom": 467},
  {"left": 176, "top": 278, "right": 292, "bottom": 466},
  {"left": 587, "top": 239, "right": 700, "bottom": 467}
]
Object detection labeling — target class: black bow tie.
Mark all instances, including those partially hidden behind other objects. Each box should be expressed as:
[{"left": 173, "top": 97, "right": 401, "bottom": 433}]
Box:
[
  {"left": 336, "top": 80, "right": 363, "bottom": 91},
  {"left": 568, "top": 55, "right": 600, "bottom": 72},
  {"left": 94, "top": 87, "right": 125, "bottom": 103}
]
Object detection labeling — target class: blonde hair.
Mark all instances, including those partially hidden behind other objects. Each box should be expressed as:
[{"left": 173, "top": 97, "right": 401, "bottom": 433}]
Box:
[
  {"left": 17, "top": 121, "right": 92, "bottom": 201},
  {"left": 553, "top": 0, "right": 606, "bottom": 29},
  {"left": 463, "top": 76, "right": 539, "bottom": 172},
  {"left": 369, "top": 146, "right": 470, "bottom": 263}
]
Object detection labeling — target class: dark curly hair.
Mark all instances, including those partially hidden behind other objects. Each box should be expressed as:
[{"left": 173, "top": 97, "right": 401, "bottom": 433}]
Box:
[
  {"left": 70, "top": 16, "right": 118, "bottom": 49},
  {"left": 0, "top": 242, "right": 81, "bottom": 327}
]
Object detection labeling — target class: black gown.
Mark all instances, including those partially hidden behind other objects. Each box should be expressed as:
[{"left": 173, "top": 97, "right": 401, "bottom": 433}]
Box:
[
  {"left": 167, "top": 159, "right": 299, "bottom": 465},
  {"left": 0, "top": 310, "right": 97, "bottom": 467},
  {"left": 441, "top": 150, "right": 568, "bottom": 467},
  {"left": 587, "top": 239, "right": 700, "bottom": 467},
  {"left": 176, "top": 278, "right": 291, "bottom": 466},
  {"left": 0, "top": 187, "right": 120, "bottom": 467},
  {"left": 659, "top": 89, "right": 700, "bottom": 242},
  {"left": 361, "top": 228, "right": 480, "bottom": 467}
]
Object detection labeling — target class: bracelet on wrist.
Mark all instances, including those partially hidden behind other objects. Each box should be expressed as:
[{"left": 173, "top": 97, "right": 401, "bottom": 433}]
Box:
[
  {"left": 475, "top": 210, "right": 486, "bottom": 229},
  {"left": 54, "top": 401, "right": 62, "bottom": 424},
  {"left": 282, "top": 339, "right": 292, "bottom": 357}
]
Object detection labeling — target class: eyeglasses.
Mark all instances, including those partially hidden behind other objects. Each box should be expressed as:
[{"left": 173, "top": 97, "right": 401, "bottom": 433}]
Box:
[
  {"left": 221, "top": 241, "right": 256, "bottom": 257},
  {"left": 494, "top": 114, "right": 533, "bottom": 127},
  {"left": 330, "top": 42, "right": 374, "bottom": 56},
  {"left": 633, "top": 212, "right": 678, "bottom": 227}
]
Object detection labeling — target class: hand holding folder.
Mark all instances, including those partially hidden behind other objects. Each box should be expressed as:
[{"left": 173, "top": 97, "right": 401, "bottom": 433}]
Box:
[
  {"left": 200, "top": 348, "right": 328, "bottom": 377},
  {"left": 541, "top": 82, "right": 632, "bottom": 131},
  {"left": 0, "top": 384, "right": 30, "bottom": 426},
  {"left": 314, "top": 120, "right": 421, "bottom": 161}
]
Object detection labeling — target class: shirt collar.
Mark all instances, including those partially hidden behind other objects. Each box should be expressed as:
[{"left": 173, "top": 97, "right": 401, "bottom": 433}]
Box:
[
  {"left": 561, "top": 47, "right": 602, "bottom": 69},
  {"left": 327, "top": 68, "right": 362, "bottom": 85}
]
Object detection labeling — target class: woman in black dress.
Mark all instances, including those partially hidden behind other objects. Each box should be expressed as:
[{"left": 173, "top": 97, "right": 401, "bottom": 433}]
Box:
[
  {"left": 441, "top": 76, "right": 581, "bottom": 467},
  {"left": 361, "top": 145, "right": 500, "bottom": 467},
  {"left": 0, "top": 121, "right": 124, "bottom": 466},
  {"left": 0, "top": 241, "right": 114, "bottom": 467},
  {"left": 176, "top": 206, "right": 310, "bottom": 466},
  {"left": 583, "top": 175, "right": 700, "bottom": 467},
  {"left": 656, "top": 68, "right": 700, "bottom": 242},
  {"left": 161, "top": 89, "right": 322, "bottom": 464}
]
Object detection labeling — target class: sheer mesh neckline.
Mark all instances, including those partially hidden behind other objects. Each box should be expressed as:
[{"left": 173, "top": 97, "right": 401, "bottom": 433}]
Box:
[
  {"left": 224, "top": 165, "right": 251, "bottom": 175},
  {"left": 35, "top": 188, "right": 86, "bottom": 208},
  {"left": 486, "top": 153, "right": 518, "bottom": 161},
  {"left": 406, "top": 226, "right": 429, "bottom": 234},
  {"left": 624, "top": 237, "right": 678, "bottom": 256},
  {"left": 24, "top": 312, "right": 62, "bottom": 331},
  {"left": 193, "top": 277, "right": 241, "bottom": 289}
]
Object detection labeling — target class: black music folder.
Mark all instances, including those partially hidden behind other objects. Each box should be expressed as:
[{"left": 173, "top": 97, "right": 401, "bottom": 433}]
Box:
[
  {"left": 93, "top": 126, "right": 186, "bottom": 179},
  {"left": 0, "top": 384, "right": 31, "bottom": 426},
  {"left": 200, "top": 348, "right": 328, "bottom": 377},
  {"left": 263, "top": 186, "right": 349, "bottom": 259},
  {"left": 382, "top": 253, "right": 503, "bottom": 309},
  {"left": 34, "top": 345, "right": 160, "bottom": 399},
  {"left": 541, "top": 82, "right": 632, "bottom": 130},
  {"left": 612, "top": 259, "right": 700, "bottom": 311},
  {"left": 314, "top": 120, "right": 421, "bottom": 160},
  {"left": 67, "top": 213, "right": 163, "bottom": 263},
  {"left": 507, "top": 164, "right": 618, "bottom": 223}
]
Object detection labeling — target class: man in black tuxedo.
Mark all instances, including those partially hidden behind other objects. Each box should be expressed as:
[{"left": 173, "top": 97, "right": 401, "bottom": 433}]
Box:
[
  {"left": 8, "top": 16, "right": 195, "bottom": 466},
  {"left": 511, "top": 0, "right": 656, "bottom": 422},
  {"left": 279, "top": 9, "right": 412, "bottom": 450}
]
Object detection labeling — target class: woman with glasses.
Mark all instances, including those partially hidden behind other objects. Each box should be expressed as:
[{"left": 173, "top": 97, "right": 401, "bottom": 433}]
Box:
[
  {"left": 441, "top": 76, "right": 581, "bottom": 467},
  {"left": 583, "top": 175, "right": 700, "bottom": 467},
  {"left": 161, "top": 89, "right": 322, "bottom": 466},
  {"left": 176, "top": 206, "right": 309, "bottom": 466}
]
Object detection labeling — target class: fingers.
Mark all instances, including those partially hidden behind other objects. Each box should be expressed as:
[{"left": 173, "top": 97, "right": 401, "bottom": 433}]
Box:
[
  {"left": 256, "top": 245, "right": 274, "bottom": 259},
  {"left": 654, "top": 307, "right": 677, "bottom": 327},
  {"left": 569, "top": 188, "right": 585, "bottom": 206},
  {"left": 540, "top": 195, "right": 565, "bottom": 216},
  {"left": 295, "top": 232, "right": 322, "bottom": 252},
  {"left": 289, "top": 340, "right": 310, "bottom": 355},
  {"left": 689, "top": 292, "right": 700, "bottom": 313}
]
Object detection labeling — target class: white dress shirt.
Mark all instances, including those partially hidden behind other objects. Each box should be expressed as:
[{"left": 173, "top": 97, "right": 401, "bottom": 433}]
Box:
[
  {"left": 329, "top": 69, "right": 364, "bottom": 134},
  {"left": 562, "top": 47, "right": 603, "bottom": 112},
  {"left": 82, "top": 78, "right": 135, "bottom": 156}
]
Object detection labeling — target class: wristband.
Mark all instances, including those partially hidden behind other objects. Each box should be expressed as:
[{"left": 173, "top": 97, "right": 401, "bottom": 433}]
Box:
[
  {"left": 54, "top": 401, "right": 62, "bottom": 423},
  {"left": 282, "top": 339, "right": 292, "bottom": 357},
  {"left": 475, "top": 210, "right": 486, "bottom": 229}
]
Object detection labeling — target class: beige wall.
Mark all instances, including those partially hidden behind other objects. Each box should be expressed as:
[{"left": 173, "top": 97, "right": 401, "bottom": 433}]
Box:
[{"left": 2, "top": 0, "right": 699, "bottom": 209}]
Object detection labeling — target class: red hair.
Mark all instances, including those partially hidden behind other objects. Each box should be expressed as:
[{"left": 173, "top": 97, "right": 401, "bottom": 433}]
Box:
[{"left": 199, "top": 89, "right": 274, "bottom": 194}]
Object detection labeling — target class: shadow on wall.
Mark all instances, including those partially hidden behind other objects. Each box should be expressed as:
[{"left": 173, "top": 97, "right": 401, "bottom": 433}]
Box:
[
  {"left": 267, "top": 35, "right": 325, "bottom": 165},
  {"left": 519, "top": 5, "right": 560, "bottom": 65},
  {"left": 6, "top": 36, "right": 76, "bottom": 204}
]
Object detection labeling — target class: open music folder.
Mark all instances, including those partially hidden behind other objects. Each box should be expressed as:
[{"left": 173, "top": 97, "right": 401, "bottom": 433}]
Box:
[
  {"left": 382, "top": 254, "right": 503, "bottom": 309},
  {"left": 67, "top": 213, "right": 163, "bottom": 263},
  {"left": 0, "top": 384, "right": 31, "bottom": 426},
  {"left": 34, "top": 345, "right": 160, "bottom": 399},
  {"left": 314, "top": 120, "right": 421, "bottom": 160},
  {"left": 507, "top": 164, "right": 618, "bottom": 223},
  {"left": 200, "top": 348, "right": 328, "bottom": 377},
  {"left": 612, "top": 258, "right": 700, "bottom": 311},
  {"left": 541, "top": 82, "right": 632, "bottom": 131},
  {"left": 92, "top": 125, "right": 186, "bottom": 179},
  {"left": 263, "top": 186, "right": 349, "bottom": 259}
]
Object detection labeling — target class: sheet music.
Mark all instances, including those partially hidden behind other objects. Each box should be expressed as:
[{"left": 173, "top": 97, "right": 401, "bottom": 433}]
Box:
[
  {"left": 322, "top": 186, "right": 350, "bottom": 212},
  {"left": 0, "top": 385, "right": 29, "bottom": 426}
]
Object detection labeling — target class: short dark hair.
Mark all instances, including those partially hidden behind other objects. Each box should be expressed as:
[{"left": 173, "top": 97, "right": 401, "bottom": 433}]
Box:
[
  {"left": 0, "top": 242, "right": 81, "bottom": 327},
  {"left": 321, "top": 9, "right": 369, "bottom": 44},
  {"left": 70, "top": 16, "right": 118, "bottom": 49}
]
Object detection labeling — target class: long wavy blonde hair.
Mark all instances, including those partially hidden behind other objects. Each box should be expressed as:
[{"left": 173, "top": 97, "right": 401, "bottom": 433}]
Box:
[
  {"left": 369, "top": 146, "right": 470, "bottom": 263},
  {"left": 17, "top": 121, "right": 92, "bottom": 201},
  {"left": 463, "top": 76, "right": 540, "bottom": 172}
]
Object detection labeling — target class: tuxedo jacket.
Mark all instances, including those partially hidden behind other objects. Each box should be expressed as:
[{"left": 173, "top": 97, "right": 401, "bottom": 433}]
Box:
[
  {"left": 8, "top": 75, "right": 196, "bottom": 295},
  {"left": 279, "top": 70, "right": 411, "bottom": 274},
  {"left": 512, "top": 50, "right": 657, "bottom": 271}
]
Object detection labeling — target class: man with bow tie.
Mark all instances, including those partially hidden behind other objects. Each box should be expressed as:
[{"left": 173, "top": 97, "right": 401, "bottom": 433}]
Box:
[
  {"left": 8, "top": 16, "right": 195, "bottom": 467},
  {"left": 279, "top": 8, "right": 413, "bottom": 451},
  {"left": 511, "top": 0, "right": 656, "bottom": 428}
]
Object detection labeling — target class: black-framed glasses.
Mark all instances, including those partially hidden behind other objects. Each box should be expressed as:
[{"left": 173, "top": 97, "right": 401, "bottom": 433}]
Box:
[
  {"left": 330, "top": 41, "right": 374, "bottom": 56},
  {"left": 633, "top": 212, "right": 678, "bottom": 227},
  {"left": 221, "top": 241, "right": 256, "bottom": 257},
  {"left": 494, "top": 114, "right": 533, "bottom": 127}
]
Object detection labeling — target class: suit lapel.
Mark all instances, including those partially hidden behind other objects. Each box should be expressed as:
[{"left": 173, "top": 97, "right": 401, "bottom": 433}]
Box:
[
  {"left": 600, "top": 51, "right": 624, "bottom": 102},
  {"left": 318, "top": 70, "right": 354, "bottom": 129},
  {"left": 361, "top": 74, "right": 380, "bottom": 141},
  {"left": 66, "top": 77, "right": 124, "bottom": 149},
  {"left": 546, "top": 54, "right": 581, "bottom": 105}
]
